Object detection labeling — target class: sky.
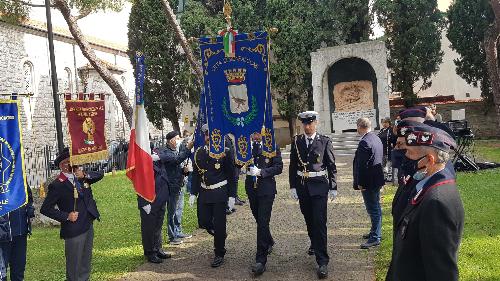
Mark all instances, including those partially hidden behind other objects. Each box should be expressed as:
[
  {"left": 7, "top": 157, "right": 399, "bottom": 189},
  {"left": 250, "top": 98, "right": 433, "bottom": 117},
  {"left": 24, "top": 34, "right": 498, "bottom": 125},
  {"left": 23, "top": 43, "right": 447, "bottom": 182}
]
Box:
[{"left": 28, "top": 0, "right": 454, "bottom": 47}]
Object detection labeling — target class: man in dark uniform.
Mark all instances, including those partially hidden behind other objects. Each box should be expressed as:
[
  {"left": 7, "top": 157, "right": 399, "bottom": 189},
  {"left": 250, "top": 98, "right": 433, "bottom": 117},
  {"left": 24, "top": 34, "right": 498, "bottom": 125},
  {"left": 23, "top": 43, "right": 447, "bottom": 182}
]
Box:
[
  {"left": 159, "top": 131, "right": 194, "bottom": 245},
  {"left": 137, "top": 147, "right": 172, "bottom": 264},
  {"left": 0, "top": 187, "right": 35, "bottom": 281},
  {"left": 40, "top": 147, "right": 103, "bottom": 281},
  {"left": 387, "top": 124, "right": 464, "bottom": 281},
  {"left": 353, "top": 117, "right": 385, "bottom": 249},
  {"left": 189, "top": 124, "right": 237, "bottom": 268},
  {"left": 289, "top": 111, "right": 337, "bottom": 279},
  {"left": 244, "top": 131, "right": 283, "bottom": 276}
]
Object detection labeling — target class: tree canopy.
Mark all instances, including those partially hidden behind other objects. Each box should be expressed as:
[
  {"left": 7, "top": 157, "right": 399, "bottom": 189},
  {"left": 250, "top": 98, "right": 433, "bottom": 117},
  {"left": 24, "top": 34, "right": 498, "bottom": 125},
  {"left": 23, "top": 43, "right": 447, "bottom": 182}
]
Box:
[
  {"left": 128, "top": 0, "right": 200, "bottom": 132},
  {"left": 447, "top": 0, "right": 495, "bottom": 103},
  {"left": 374, "top": 0, "right": 444, "bottom": 106}
]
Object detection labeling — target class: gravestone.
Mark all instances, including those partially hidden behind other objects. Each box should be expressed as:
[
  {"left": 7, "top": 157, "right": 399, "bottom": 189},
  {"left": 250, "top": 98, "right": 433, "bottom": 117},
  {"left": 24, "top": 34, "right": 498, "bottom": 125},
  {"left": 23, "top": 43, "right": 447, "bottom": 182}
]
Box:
[{"left": 311, "top": 41, "right": 390, "bottom": 133}]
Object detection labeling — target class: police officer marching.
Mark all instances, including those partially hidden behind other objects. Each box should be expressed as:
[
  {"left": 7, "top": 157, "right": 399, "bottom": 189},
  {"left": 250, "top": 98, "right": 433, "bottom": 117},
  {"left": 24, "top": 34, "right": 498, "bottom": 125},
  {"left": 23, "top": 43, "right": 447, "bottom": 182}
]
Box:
[
  {"left": 289, "top": 111, "right": 338, "bottom": 279},
  {"left": 244, "top": 130, "right": 283, "bottom": 276},
  {"left": 189, "top": 124, "right": 237, "bottom": 268}
]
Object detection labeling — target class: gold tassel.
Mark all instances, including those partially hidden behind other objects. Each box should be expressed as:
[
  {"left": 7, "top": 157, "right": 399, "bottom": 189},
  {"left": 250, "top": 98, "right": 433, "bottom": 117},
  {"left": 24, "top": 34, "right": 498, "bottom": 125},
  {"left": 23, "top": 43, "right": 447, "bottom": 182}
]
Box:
[
  {"left": 39, "top": 183, "right": 46, "bottom": 198},
  {"left": 73, "top": 187, "right": 78, "bottom": 211}
]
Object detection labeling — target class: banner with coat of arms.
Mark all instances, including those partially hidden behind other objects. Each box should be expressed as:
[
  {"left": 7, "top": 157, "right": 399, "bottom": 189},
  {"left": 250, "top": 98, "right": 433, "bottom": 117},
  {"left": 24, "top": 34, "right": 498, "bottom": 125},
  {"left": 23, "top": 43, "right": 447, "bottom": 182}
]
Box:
[
  {"left": 0, "top": 100, "right": 28, "bottom": 216},
  {"left": 65, "top": 97, "right": 108, "bottom": 165},
  {"left": 199, "top": 31, "right": 277, "bottom": 165}
]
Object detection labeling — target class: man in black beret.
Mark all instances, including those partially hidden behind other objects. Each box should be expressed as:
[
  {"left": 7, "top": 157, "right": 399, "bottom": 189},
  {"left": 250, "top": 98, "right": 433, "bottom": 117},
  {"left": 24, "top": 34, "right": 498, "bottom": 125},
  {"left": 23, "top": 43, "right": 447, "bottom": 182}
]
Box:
[
  {"left": 158, "top": 131, "right": 194, "bottom": 245},
  {"left": 387, "top": 124, "right": 464, "bottom": 281},
  {"left": 40, "top": 147, "right": 104, "bottom": 281}
]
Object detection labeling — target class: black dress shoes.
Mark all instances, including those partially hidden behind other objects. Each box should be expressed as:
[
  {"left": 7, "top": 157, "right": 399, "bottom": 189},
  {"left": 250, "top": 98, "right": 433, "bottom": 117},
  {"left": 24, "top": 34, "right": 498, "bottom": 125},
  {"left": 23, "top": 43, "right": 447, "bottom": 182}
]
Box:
[
  {"left": 252, "top": 263, "right": 266, "bottom": 276},
  {"left": 147, "top": 255, "right": 163, "bottom": 264},
  {"left": 362, "top": 233, "right": 371, "bottom": 239},
  {"left": 211, "top": 255, "right": 224, "bottom": 268},
  {"left": 157, "top": 250, "right": 172, "bottom": 259},
  {"left": 308, "top": 246, "right": 315, "bottom": 256},
  {"left": 317, "top": 265, "right": 328, "bottom": 279}
]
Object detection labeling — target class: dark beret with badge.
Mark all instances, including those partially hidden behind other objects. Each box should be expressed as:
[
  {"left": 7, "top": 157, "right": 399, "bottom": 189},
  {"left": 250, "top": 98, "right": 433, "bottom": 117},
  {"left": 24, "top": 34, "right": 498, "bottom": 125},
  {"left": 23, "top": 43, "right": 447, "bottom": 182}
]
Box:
[
  {"left": 298, "top": 111, "right": 319, "bottom": 124},
  {"left": 54, "top": 147, "right": 70, "bottom": 167},
  {"left": 398, "top": 106, "right": 428, "bottom": 120},
  {"left": 395, "top": 120, "right": 423, "bottom": 137},
  {"left": 166, "top": 131, "right": 180, "bottom": 140},
  {"left": 404, "top": 124, "right": 456, "bottom": 152}
]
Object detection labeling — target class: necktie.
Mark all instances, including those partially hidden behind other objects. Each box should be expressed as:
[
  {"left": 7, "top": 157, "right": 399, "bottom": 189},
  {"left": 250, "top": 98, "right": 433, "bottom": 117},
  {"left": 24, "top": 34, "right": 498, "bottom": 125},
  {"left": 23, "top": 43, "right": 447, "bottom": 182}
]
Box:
[{"left": 307, "top": 138, "right": 313, "bottom": 148}]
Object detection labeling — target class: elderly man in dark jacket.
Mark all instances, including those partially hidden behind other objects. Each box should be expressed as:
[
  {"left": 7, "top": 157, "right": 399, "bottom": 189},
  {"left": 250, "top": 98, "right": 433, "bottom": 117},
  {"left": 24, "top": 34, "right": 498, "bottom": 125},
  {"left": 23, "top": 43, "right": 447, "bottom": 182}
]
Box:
[
  {"left": 353, "top": 118, "right": 385, "bottom": 249},
  {"left": 387, "top": 124, "right": 464, "bottom": 281},
  {"left": 40, "top": 147, "right": 103, "bottom": 281},
  {"left": 159, "top": 131, "right": 194, "bottom": 245},
  {"left": 0, "top": 188, "right": 35, "bottom": 281}
]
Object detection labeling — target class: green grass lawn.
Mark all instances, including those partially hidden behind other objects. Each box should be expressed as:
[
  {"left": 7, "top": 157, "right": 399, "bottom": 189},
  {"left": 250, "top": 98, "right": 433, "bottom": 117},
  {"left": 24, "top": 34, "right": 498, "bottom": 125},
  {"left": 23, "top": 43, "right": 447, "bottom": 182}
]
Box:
[
  {"left": 474, "top": 140, "right": 500, "bottom": 163},
  {"left": 375, "top": 141, "right": 500, "bottom": 281},
  {"left": 25, "top": 172, "right": 247, "bottom": 281}
]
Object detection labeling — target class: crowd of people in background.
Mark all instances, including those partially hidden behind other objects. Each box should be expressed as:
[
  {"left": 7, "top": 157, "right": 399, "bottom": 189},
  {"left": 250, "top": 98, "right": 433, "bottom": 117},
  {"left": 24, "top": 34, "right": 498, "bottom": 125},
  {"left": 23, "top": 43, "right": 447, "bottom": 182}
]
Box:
[{"left": 0, "top": 102, "right": 465, "bottom": 281}]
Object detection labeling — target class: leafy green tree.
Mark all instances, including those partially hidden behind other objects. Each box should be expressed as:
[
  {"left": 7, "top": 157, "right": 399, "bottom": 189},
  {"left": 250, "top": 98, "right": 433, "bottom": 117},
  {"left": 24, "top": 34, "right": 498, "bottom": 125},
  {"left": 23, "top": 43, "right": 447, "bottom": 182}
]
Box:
[
  {"left": 447, "top": 0, "right": 494, "bottom": 103},
  {"left": 128, "top": 0, "right": 199, "bottom": 132},
  {"left": 374, "top": 0, "right": 444, "bottom": 106}
]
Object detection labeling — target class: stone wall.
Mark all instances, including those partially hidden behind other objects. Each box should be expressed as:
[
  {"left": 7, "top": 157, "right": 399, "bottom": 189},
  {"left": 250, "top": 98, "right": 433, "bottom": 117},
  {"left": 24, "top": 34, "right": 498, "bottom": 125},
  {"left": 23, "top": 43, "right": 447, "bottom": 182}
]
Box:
[{"left": 390, "top": 101, "right": 500, "bottom": 138}]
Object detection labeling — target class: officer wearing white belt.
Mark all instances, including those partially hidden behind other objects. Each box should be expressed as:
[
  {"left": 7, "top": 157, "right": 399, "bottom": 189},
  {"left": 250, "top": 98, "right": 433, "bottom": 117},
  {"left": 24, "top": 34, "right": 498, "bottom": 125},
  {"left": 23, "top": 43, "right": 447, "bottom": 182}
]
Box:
[
  {"left": 189, "top": 124, "right": 237, "bottom": 268},
  {"left": 289, "top": 111, "right": 338, "bottom": 279}
]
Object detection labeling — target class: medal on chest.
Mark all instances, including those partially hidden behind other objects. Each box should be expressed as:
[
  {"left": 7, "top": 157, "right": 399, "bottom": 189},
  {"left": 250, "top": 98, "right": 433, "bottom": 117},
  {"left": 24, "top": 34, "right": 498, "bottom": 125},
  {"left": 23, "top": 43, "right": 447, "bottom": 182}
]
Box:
[
  {"left": 265, "top": 158, "right": 270, "bottom": 164},
  {"left": 215, "top": 162, "right": 221, "bottom": 170}
]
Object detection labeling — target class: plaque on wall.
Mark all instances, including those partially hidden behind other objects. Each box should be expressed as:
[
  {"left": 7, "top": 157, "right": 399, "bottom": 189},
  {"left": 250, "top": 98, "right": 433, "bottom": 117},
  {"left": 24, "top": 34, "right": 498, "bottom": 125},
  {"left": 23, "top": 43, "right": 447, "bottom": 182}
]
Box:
[{"left": 332, "top": 80, "right": 374, "bottom": 112}]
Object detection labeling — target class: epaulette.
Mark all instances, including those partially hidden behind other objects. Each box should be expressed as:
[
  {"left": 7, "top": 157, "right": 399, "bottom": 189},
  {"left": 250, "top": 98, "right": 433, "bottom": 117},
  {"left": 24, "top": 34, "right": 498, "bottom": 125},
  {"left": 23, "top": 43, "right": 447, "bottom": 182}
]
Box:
[{"left": 57, "top": 173, "right": 67, "bottom": 182}]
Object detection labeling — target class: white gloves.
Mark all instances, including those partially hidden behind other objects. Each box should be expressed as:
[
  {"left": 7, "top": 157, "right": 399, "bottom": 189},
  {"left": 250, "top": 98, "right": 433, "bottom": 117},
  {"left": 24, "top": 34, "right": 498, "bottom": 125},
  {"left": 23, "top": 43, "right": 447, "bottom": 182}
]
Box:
[
  {"left": 142, "top": 204, "right": 151, "bottom": 215},
  {"left": 248, "top": 166, "right": 261, "bottom": 177},
  {"left": 189, "top": 195, "right": 196, "bottom": 207},
  {"left": 152, "top": 154, "right": 160, "bottom": 162},
  {"left": 328, "top": 190, "right": 338, "bottom": 201},
  {"left": 228, "top": 197, "right": 236, "bottom": 210},
  {"left": 290, "top": 188, "right": 298, "bottom": 200}
]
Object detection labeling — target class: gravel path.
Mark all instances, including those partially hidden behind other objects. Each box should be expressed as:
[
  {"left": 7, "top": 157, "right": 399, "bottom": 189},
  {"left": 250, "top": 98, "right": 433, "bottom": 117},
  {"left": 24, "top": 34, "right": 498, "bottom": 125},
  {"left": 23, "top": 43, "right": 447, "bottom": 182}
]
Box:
[{"left": 120, "top": 156, "right": 375, "bottom": 281}]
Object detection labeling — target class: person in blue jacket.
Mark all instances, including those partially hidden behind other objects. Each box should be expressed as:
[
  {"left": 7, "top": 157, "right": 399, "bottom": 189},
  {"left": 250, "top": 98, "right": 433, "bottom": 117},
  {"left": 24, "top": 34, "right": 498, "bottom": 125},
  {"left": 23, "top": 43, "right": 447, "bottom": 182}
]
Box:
[{"left": 0, "top": 187, "right": 35, "bottom": 281}]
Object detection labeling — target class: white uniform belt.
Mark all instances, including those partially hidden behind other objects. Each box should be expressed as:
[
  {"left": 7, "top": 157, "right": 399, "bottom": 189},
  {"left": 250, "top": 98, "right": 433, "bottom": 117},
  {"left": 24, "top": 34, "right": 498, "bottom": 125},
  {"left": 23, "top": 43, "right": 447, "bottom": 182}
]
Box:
[
  {"left": 201, "top": 180, "right": 228, "bottom": 190},
  {"left": 297, "top": 170, "right": 327, "bottom": 178}
]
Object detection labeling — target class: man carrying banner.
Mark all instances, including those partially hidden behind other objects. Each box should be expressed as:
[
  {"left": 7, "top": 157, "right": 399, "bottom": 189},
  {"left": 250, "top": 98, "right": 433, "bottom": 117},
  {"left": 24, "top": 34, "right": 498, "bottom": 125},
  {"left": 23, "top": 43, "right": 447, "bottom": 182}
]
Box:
[
  {"left": 41, "top": 148, "right": 103, "bottom": 281},
  {"left": 137, "top": 146, "right": 172, "bottom": 264},
  {"left": 244, "top": 131, "right": 283, "bottom": 276},
  {"left": 189, "top": 124, "right": 237, "bottom": 268},
  {"left": 289, "top": 111, "right": 338, "bottom": 279}
]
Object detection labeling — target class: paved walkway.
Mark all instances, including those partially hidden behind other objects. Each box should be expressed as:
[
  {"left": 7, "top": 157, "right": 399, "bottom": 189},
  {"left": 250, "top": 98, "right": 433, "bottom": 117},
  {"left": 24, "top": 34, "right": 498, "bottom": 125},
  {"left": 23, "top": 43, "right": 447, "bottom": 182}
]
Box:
[{"left": 120, "top": 156, "right": 375, "bottom": 281}]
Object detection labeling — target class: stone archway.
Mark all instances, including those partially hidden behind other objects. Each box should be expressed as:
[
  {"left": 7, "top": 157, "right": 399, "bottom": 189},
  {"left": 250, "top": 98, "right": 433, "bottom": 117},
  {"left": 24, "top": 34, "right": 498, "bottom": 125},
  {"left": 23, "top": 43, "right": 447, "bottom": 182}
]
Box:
[{"left": 311, "top": 41, "right": 390, "bottom": 134}]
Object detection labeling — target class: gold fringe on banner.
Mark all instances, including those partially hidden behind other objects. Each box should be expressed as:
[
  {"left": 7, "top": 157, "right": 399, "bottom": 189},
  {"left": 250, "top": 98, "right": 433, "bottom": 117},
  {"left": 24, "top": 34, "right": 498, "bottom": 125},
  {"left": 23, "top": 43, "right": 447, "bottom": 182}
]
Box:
[{"left": 70, "top": 150, "right": 109, "bottom": 166}]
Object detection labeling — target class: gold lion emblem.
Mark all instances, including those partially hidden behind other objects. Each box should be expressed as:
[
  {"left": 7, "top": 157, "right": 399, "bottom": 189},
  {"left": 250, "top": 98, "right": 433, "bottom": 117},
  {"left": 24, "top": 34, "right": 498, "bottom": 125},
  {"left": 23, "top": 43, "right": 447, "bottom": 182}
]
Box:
[{"left": 82, "top": 117, "right": 96, "bottom": 145}]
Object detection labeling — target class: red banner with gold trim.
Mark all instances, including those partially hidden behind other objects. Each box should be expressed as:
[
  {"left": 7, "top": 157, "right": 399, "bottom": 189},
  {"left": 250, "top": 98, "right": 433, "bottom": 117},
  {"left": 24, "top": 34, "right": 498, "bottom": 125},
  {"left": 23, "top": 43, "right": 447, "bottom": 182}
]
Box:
[{"left": 65, "top": 99, "right": 108, "bottom": 165}]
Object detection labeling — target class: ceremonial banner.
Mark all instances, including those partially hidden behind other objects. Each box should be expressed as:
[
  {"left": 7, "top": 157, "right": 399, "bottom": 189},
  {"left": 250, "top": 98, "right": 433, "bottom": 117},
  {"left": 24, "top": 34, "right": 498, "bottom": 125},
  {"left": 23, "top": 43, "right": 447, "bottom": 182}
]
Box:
[
  {"left": 194, "top": 89, "right": 207, "bottom": 151},
  {"left": 0, "top": 101, "right": 28, "bottom": 216},
  {"left": 199, "top": 31, "right": 277, "bottom": 165},
  {"left": 126, "top": 54, "right": 155, "bottom": 202},
  {"left": 66, "top": 99, "right": 108, "bottom": 165}
]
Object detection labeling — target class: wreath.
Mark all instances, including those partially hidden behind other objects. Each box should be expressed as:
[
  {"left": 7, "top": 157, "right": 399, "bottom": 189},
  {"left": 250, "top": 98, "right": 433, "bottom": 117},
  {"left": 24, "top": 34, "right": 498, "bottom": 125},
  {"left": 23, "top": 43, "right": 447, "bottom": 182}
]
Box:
[{"left": 222, "top": 95, "right": 258, "bottom": 127}]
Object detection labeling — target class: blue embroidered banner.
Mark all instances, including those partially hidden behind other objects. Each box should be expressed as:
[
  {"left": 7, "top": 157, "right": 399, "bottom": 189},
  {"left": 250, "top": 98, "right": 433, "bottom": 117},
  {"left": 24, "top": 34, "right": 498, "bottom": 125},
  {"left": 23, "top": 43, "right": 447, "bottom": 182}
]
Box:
[
  {"left": 0, "top": 101, "right": 28, "bottom": 216},
  {"left": 199, "top": 31, "right": 277, "bottom": 165}
]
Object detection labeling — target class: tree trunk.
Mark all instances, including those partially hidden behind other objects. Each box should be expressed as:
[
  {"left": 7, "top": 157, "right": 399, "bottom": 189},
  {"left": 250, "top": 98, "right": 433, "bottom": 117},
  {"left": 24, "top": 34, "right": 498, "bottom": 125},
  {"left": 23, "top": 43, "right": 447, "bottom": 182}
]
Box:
[
  {"left": 485, "top": 0, "right": 500, "bottom": 131},
  {"left": 160, "top": 0, "right": 204, "bottom": 87},
  {"left": 53, "top": 0, "right": 133, "bottom": 128}
]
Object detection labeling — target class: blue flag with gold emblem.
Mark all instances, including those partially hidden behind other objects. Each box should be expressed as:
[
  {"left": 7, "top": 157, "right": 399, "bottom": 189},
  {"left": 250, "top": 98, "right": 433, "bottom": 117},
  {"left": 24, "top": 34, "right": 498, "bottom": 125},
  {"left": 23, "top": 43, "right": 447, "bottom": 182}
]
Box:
[
  {"left": 199, "top": 31, "right": 277, "bottom": 165},
  {"left": 0, "top": 101, "right": 28, "bottom": 216}
]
